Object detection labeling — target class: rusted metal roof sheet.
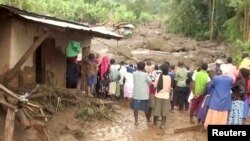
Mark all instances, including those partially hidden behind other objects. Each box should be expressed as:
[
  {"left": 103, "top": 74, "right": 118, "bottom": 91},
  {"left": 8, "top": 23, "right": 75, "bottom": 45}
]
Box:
[{"left": 0, "top": 4, "right": 123, "bottom": 40}]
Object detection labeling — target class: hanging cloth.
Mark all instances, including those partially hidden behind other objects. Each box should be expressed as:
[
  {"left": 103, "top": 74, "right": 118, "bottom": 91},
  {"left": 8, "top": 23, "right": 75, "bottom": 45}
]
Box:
[{"left": 66, "top": 40, "right": 81, "bottom": 57}]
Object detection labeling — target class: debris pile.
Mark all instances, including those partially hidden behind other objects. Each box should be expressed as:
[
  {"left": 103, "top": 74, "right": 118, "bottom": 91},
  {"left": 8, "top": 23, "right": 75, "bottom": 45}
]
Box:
[{"left": 0, "top": 84, "right": 113, "bottom": 141}]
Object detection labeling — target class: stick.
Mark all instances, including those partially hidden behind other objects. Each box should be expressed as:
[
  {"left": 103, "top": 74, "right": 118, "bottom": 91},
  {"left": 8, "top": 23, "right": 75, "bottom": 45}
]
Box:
[
  {"left": 27, "top": 102, "right": 41, "bottom": 108},
  {"left": 24, "top": 105, "right": 37, "bottom": 114},
  {"left": 0, "top": 84, "right": 21, "bottom": 101},
  {"left": 3, "top": 109, "right": 16, "bottom": 141},
  {"left": 39, "top": 108, "right": 48, "bottom": 122},
  {"left": 0, "top": 100, "right": 18, "bottom": 111},
  {"left": 22, "top": 108, "right": 33, "bottom": 119},
  {"left": 174, "top": 125, "right": 201, "bottom": 134}
]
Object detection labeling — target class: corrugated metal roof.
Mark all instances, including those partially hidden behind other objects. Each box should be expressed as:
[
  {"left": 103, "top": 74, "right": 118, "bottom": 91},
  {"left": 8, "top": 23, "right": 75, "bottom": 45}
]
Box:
[{"left": 0, "top": 4, "right": 123, "bottom": 40}]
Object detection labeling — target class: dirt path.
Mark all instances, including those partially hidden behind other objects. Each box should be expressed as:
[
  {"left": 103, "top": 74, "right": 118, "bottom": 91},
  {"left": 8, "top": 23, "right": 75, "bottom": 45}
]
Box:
[{"left": 84, "top": 102, "right": 207, "bottom": 141}]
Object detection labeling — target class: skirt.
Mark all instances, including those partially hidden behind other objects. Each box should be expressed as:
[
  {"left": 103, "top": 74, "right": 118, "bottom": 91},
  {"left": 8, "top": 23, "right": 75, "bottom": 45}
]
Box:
[
  {"left": 197, "top": 95, "right": 210, "bottom": 123},
  {"left": 130, "top": 99, "right": 149, "bottom": 112},
  {"left": 124, "top": 83, "right": 133, "bottom": 98},
  {"left": 190, "top": 95, "right": 204, "bottom": 113},
  {"left": 109, "top": 82, "right": 116, "bottom": 95},
  {"left": 204, "top": 109, "right": 228, "bottom": 128},
  {"left": 153, "top": 97, "right": 168, "bottom": 116}
]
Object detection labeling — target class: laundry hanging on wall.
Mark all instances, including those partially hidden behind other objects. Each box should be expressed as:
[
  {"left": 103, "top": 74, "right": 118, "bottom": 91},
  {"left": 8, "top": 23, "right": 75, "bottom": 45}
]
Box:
[{"left": 66, "top": 40, "right": 81, "bottom": 57}]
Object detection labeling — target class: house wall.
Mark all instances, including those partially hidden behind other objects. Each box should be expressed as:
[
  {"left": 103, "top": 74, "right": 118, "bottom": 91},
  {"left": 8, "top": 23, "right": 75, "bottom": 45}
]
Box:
[
  {"left": 9, "top": 18, "right": 91, "bottom": 87},
  {"left": 0, "top": 14, "right": 11, "bottom": 76}
]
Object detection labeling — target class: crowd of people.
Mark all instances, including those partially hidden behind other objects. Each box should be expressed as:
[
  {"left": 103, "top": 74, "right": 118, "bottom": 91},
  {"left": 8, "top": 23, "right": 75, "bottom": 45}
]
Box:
[{"left": 83, "top": 52, "right": 250, "bottom": 129}]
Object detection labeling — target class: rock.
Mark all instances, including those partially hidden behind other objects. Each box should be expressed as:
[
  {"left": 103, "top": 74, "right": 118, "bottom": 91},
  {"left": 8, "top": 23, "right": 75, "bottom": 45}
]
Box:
[
  {"left": 58, "top": 134, "right": 79, "bottom": 141},
  {"left": 173, "top": 46, "right": 185, "bottom": 52},
  {"left": 148, "top": 36, "right": 165, "bottom": 50},
  {"left": 108, "top": 46, "right": 132, "bottom": 57},
  {"left": 160, "top": 43, "right": 175, "bottom": 52},
  {"left": 129, "top": 40, "right": 144, "bottom": 50}
]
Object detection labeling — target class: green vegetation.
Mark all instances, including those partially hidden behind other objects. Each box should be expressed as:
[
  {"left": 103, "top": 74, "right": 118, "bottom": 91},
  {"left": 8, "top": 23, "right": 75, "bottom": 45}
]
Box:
[
  {"left": 1, "top": 0, "right": 250, "bottom": 57},
  {"left": 0, "top": 0, "right": 161, "bottom": 24}
]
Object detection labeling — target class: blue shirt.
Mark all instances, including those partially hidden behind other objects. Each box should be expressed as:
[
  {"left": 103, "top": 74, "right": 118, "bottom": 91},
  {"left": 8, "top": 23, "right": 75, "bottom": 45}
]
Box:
[{"left": 209, "top": 75, "right": 233, "bottom": 111}]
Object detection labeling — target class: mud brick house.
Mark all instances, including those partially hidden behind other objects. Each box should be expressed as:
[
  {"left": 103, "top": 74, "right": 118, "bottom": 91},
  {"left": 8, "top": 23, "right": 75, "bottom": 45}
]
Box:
[{"left": 0, "top": 5, "right": 122, "bottom": 91}]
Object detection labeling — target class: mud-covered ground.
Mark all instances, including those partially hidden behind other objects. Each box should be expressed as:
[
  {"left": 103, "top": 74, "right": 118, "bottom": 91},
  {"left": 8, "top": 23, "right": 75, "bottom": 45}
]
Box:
[
  {"left": 1, "top": 99, "right": 249, "bottom": 141},
  {"left": 84, "top": 103, "right": 207, "bottom": 141},
  {"left": 91, "top": 22, "right": 234, "bottom": 69}
]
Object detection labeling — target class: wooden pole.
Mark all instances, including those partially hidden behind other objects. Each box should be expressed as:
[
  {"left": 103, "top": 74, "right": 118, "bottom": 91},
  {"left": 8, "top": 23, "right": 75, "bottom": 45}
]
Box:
[
  {"left": 81, "top": 46, "right": 90, "bottom": 93},
  {"left": 4, "top": 109, "right": 16, "bottom": 141},
  {"left": 3, "top": 32, "right": 50, "bottom": 86}
]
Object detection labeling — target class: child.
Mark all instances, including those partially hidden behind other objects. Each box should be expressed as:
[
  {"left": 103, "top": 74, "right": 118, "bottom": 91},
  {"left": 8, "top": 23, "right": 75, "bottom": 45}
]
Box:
[
  {"left": 123, "top": 66, "right": 134, "bottom": 106},
  {"left": 228, "top": 68, "right": 249, "bottom": 125}
]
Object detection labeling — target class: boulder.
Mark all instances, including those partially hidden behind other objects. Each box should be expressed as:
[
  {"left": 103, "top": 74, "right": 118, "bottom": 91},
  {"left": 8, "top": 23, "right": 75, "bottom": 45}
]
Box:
[
  {"left": 160, "top": 43, "right": 175, "bottom": 52},
  {"left": 148, "top": 36, "right": 166, "bottom": 51},
  {"left": 108, "top": 46, "right": 132, "bottom": 57}
]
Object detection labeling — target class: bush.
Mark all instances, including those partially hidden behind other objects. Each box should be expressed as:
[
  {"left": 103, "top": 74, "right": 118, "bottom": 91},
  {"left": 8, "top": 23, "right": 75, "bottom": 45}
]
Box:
[
  {"left": 138, "top": 12, "right": 155, "bottom": 23},
  {"left": 222, "top": 16, "right": 243, "bottom": 42},
  {"left": 166, "top": 0, "right": 208, "bottom": 39}
]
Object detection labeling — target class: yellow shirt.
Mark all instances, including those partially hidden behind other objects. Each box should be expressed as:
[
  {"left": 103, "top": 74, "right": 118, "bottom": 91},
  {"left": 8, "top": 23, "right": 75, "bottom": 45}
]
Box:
[{"left": 238, "top": 58, "right": 250, "bottom": 70}]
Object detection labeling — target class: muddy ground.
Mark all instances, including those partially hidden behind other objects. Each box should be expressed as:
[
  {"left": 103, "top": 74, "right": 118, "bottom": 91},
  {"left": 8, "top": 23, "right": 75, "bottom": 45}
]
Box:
[
  {"left": 91, "top": 22, "right": 234, "bottom": 69},
  {"left": 1, "top": 99, "right": 249, "bottom": 141},
  {"left": 0, "top": 100, "right": 207, "bottom": 141}
]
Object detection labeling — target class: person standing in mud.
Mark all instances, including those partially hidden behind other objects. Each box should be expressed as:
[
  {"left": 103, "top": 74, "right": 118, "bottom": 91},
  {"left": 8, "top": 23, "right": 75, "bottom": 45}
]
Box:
[
  {"left": 96, "top": 56, "right": 110, "bottom": 99},
  {"left": 174, "top": 62, "right": 188, "bottom": 111},
  {"left": 118, "top": 61, "right": 127, "bottom": 100},
  {"left": 153, "top": 64, "right": 171, "bottom": 129},
  {"left": 131, "top": 61, "right": 152, "bottom": 126},
  {"left": 190, "top": 63, "right": 210, "bottom": 124},
  {"left": 148, "top": 64, "right": 162, "bottom": 121},
  {"left": 108, "top": 59, "right": 121, "bottom": 100},
  {"left": 185, "top": 66, "right": 193, "bottom": 111},
  {"left": 204, "top": 65, "right": 233, "bottom": 128},
  {"left": 168, "top": 65, "right": 176, "bottom": 111},
  {"left": 228, "top": 68, "right": 249, "bottom": 125},
  {"left": 66, "top": 56, "right": 79, "bottom": 88},
  {"left": 123, "top": 65, "right": 134, "bottom": 105},
  {"left": 86, "top": 53, "right": 98, "bottom": 97}
]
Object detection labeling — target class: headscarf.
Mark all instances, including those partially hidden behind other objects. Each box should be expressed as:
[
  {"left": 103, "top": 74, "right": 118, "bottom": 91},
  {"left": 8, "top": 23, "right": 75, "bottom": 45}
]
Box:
[
  {"left": 220, "top": 64, "right": 230, "bottom": 75},
  {"left": 127, "top": 66, "right": 134, "bottom": 73},
  {"left": 100, "top": 56, "right": 110, "bottom": 80}
]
